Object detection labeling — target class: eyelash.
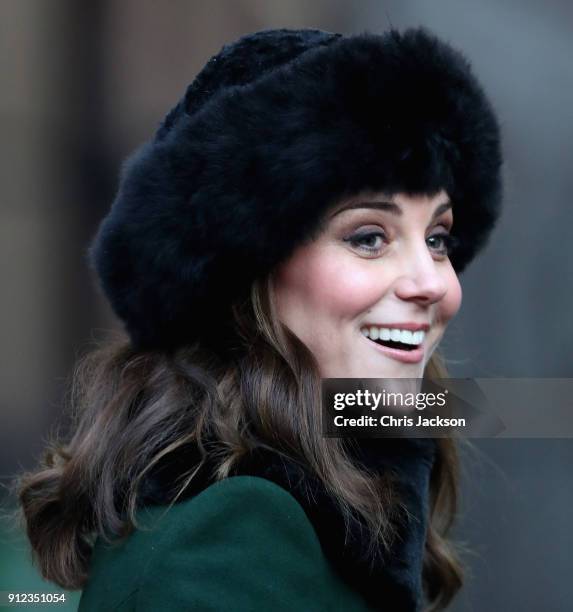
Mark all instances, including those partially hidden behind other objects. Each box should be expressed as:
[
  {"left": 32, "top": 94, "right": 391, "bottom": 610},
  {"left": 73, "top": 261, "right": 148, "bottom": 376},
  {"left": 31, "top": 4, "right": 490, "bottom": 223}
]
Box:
[{"left": 345, "top": 230, "right": 460, "bottom": 257}]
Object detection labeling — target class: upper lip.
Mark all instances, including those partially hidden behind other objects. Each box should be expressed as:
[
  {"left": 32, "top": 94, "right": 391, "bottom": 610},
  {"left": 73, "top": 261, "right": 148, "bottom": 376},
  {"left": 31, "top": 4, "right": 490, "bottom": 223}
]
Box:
[{"left": 361, "top": 322, "right": 430, "bottom": 332}]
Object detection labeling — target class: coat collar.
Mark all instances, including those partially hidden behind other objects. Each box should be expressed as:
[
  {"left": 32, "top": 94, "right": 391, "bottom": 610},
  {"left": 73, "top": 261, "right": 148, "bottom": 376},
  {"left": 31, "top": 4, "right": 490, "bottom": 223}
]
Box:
[{"left": 139, "top": 437, "right": 437, "bottom": 611}]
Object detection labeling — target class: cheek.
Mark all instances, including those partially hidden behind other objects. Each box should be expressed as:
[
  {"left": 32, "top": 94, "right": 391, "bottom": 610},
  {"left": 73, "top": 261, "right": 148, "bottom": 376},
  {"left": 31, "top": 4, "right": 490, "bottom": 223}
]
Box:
[
  {"left": 291, "top": 259, "right": 384, "bottom": 318},
  {"left": 438, "top": 269, "right": 463, "bottom": 324},
  {"left": 316, "top": 263, "right": 388, "bottom": 318},
  {"left": 273, "top": 246, "right": 385, "bottom": 323}
]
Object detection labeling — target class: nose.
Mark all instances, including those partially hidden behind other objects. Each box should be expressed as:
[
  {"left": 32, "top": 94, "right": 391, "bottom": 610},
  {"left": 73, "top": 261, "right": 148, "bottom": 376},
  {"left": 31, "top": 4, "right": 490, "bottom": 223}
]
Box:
[{"left": 393, "top": 249, "right": 449, "bottom": 306}]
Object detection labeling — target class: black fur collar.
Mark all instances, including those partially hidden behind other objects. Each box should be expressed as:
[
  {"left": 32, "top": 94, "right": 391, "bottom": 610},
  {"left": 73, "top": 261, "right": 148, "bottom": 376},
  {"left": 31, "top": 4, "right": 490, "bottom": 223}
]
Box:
[{"left": 139, "top": 437, "right": 437, "bottom": 611}]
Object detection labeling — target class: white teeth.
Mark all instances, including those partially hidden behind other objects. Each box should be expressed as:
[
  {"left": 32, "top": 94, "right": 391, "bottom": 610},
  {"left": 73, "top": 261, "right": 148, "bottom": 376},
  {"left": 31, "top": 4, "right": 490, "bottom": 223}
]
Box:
[
  {"left": 361, "top": 326, "right": 426, "bottom": 346},
  {"left": 402, "top": 330, "right": 414, "bottom": 344}
]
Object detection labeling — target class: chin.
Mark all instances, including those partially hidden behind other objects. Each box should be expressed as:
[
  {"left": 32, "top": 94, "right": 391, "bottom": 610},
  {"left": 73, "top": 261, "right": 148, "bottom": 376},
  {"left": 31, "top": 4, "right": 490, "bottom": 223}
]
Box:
[{"left": 349, "top": 360, "right": 423, "bottom": 379}]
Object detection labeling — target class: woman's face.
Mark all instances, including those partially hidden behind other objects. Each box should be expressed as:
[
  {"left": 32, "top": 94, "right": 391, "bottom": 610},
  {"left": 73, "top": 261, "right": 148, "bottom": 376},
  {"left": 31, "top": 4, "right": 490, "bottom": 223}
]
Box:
[{"left": 271, "top": 190, "right": 462, "bottom": 378}]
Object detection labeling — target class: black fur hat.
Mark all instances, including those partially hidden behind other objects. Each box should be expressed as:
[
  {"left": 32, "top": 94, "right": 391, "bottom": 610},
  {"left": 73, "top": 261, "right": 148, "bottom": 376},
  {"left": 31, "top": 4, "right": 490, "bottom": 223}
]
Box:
[{"left": 88, "top": 27, "right": 503, "bottom": 351}]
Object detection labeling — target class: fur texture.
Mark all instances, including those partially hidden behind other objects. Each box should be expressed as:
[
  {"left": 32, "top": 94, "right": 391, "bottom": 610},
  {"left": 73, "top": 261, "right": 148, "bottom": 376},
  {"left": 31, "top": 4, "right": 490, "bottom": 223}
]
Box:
[{"left": 89, "top": 27, "right": 503, "bottom": 350}]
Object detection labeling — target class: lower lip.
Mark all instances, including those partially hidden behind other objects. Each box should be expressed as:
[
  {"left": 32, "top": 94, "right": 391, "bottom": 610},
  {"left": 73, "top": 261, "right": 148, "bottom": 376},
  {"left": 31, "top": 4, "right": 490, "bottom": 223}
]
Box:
[{"left": 362, "top": 335, "right": 425, "bottom": 364}]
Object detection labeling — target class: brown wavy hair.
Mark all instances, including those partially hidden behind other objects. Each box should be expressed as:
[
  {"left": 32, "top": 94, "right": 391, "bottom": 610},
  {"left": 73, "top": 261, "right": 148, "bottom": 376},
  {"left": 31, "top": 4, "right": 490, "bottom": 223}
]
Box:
[{"left": 16, "top": 275, "right": 463, "bottom": 611}]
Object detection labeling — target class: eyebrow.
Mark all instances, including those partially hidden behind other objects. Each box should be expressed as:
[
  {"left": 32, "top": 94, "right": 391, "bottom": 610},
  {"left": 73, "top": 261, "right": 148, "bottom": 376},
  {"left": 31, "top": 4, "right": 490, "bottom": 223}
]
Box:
[{"left": 330, "top": 200, "right": 452, "bottom": 220}]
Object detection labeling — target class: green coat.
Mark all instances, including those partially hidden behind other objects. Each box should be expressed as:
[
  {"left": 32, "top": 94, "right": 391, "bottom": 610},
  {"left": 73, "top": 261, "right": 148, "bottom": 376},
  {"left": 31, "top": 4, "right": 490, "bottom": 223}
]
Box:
[{"left": 79, "top": 476, "right": 374, "bottom": 611}]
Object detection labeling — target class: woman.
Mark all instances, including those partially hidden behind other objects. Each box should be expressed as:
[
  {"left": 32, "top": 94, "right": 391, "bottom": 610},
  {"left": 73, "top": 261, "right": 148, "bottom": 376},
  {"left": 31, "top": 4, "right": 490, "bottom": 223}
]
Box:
[{"left": 17, "top": 27, "right": 502, "bottom": 611}]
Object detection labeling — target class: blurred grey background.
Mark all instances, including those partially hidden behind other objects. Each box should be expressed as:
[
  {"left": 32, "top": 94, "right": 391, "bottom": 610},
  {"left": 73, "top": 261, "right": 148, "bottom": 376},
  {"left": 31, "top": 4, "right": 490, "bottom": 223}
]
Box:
[{"left": 1, "top": 1, "right": 572, "bottom": 610}]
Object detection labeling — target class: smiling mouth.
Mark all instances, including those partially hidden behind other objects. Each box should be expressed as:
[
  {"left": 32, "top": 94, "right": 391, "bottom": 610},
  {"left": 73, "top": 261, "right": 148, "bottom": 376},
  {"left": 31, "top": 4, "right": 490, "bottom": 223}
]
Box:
[{"left": 360, "top": 327, "right": 426, "bottom": 352}]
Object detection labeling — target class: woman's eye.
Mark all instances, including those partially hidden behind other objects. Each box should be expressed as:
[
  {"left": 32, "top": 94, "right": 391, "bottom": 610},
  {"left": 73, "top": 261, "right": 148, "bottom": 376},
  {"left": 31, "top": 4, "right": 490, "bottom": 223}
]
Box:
[
  {"left": 345, "top": 231, "right": 387, "bottom": 254},
  {"left": 427, "top": 232, "right": 460, "bottom": 256},
  {"left": 344, "top": 229, "right": 460, "bottom": 258}
]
